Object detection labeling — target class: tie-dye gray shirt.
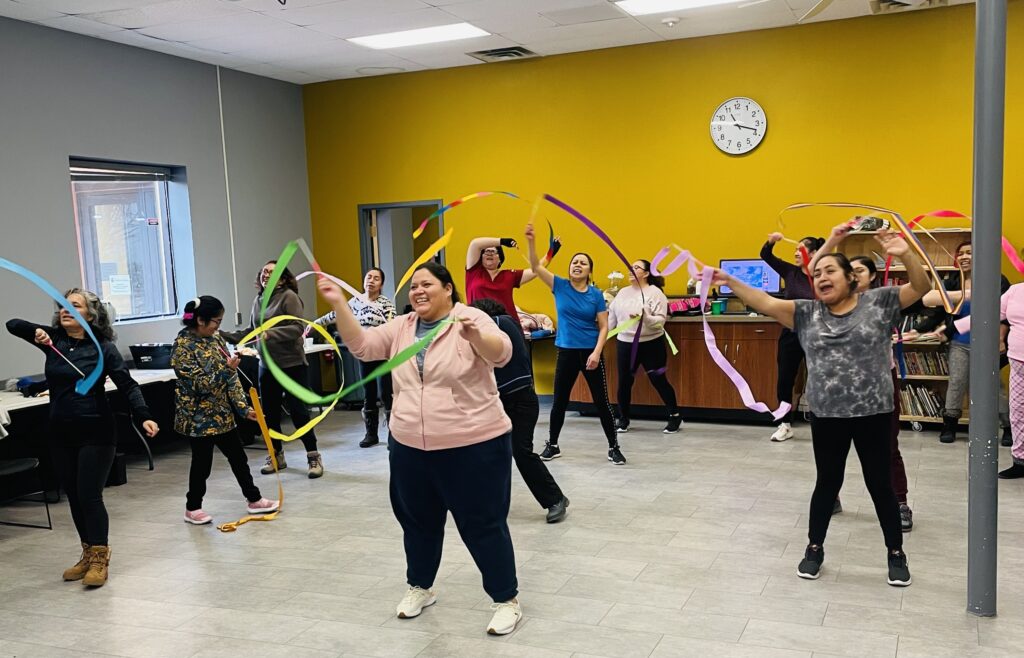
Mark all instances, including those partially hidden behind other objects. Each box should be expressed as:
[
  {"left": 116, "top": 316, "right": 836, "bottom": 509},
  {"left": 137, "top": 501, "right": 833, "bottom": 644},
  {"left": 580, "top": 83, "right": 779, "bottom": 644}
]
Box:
[{"left": 793, "top": 286, "right": 902, "bottom": 419}]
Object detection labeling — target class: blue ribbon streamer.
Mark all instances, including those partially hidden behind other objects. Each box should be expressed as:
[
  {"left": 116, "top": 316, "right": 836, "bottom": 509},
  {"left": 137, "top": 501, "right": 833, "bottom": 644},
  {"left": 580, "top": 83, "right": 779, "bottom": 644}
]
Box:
[{"left": 0, "top": 257, "right": 104, "bottom": 394}]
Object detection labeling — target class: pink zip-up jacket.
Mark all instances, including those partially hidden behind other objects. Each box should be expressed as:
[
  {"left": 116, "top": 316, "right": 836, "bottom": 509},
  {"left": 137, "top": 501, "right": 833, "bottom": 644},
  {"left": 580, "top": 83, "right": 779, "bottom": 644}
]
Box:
[{"left": 346, "top": 302, "right": 513, "bottom": 450}]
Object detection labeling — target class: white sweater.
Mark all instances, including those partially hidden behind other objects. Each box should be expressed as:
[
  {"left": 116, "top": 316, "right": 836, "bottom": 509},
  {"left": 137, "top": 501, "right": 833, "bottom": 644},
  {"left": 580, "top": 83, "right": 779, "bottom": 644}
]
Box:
[{"left": 607, "top": 285, "right": 668, "bottom": 343}]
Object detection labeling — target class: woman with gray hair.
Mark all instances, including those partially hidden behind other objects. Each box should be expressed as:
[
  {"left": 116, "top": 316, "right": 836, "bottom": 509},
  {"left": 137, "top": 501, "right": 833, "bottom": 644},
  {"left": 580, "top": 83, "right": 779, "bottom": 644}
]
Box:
[{"left": 7, "top": 288, "right": 159, "bottom": 587}]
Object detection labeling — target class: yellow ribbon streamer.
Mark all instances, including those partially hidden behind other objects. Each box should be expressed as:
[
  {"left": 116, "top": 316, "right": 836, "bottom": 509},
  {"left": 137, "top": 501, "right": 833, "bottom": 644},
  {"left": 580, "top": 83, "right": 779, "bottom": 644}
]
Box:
[
  {"left": 217, "top": 388, "right": 283, "bottom": 532},
  {"left": 395, "top": 226, "right": 454, "bottom": 293}
]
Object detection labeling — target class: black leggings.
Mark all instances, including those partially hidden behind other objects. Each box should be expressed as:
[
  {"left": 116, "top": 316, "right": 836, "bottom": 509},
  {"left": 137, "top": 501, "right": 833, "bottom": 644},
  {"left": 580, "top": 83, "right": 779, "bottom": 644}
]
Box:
[
  {"left": 776, "top": 329, "right": 805, "bottom": 424},
  {"left": 808, "top": 413, "right": 902, "bottom": 550},
  {"left": 260, "top": 364, "right": 318, "bottom": 454},
  {"left": 48, "top": 425, "right": 116, "bottom": 546},
  {"left": 186, "top": 430, "right": 261, "bottom": 511},
  {"left": 549, "top": 348, "right": 617, "bottom": 447},
  {"left": 502, "top": 387, "right": 563, "bottom": 509},
  {"left": 359, "top": 360, "right": 393, "bottom": 413},
  {"left": 615, "top": 338, "right": 678, "bottom": 422}
]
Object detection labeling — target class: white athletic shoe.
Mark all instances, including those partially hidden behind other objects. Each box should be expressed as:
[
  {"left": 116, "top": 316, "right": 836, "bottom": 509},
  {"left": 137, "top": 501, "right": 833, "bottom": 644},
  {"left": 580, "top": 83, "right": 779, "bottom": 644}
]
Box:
[
  {"left": 396, "top": 586, "right": 436, "bottom": 619},
  {"left": 487, "top": 599, "right": 522, "bottom": 635},
  {"left": 770, "top": 423, "right": 794, "bottom": 442}
]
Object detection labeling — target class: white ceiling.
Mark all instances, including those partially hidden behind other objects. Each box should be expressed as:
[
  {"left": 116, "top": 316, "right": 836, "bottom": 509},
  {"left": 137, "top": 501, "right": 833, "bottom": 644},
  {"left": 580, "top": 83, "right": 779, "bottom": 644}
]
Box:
[{"left": 0, "top": 0, "right": 973, "bottom": 84}]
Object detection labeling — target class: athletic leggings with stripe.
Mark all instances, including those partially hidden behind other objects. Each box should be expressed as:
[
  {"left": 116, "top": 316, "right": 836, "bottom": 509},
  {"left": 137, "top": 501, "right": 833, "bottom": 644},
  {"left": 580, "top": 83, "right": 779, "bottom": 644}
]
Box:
[{"left": 549, "top": 347, "right": 618, "bottom": 447}]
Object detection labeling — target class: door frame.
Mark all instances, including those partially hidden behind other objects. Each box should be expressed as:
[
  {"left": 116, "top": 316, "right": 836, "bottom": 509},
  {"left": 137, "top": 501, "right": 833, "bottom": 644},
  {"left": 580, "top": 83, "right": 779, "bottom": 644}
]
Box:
[{"left": 357, "top": 199, "right": 444, "bottom": 276}]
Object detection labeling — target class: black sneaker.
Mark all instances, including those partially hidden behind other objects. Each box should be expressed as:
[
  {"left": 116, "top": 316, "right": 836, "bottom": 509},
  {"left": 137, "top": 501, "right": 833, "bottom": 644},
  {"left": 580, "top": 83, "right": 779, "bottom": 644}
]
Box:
[
  {"left": 832, "top": 499, "right": 842, "bottom": 515},
  {"left": 797, "top": 545, "right": 823, "bottom": 580},
  {"left": 608, "top": 446, "right": 627, "bottom": 465},
  {"left": 663, "top": 413, "right": 683, "bottom": 434},
  {"left": 546, "top": 496, "right": 569, "bottom": 523},
  {"left": 540, "top": 443, "right": 561, "bottom": 461},
  {"left": 899, "top": 503, "right": 914, "bottom": 532},
  {"left": 887, "top": 550, "right": 912, "bottom": 586},
  {"left": 615, "top": 418, "right": 630, "bottom": 433},
  {"left": 1002, "top": 426, "right": 1013, "bottom": 447}
]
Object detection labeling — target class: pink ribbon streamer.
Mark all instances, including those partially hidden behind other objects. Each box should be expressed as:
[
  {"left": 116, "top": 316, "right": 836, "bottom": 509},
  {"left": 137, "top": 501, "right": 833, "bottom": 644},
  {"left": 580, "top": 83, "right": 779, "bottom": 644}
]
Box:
[
  {"left": 651, "top": 244, "right": 790, "bottom": 421},
  {"left": 1003, "top": 237, "right": 1024, "bottom": 274}
]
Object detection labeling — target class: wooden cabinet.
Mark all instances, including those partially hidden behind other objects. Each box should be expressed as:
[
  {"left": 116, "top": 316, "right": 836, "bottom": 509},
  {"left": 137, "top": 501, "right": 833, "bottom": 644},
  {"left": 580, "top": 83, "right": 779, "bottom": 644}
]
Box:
[{"left": 569, "top": 318, "right": 782, "bottom": 421}]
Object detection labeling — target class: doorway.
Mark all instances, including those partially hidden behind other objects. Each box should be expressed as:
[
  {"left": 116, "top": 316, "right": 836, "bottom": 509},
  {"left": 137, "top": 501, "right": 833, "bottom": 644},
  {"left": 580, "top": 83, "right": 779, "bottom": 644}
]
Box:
[{"left": 358, "top": 200, "right": 443, "bottom": 303}]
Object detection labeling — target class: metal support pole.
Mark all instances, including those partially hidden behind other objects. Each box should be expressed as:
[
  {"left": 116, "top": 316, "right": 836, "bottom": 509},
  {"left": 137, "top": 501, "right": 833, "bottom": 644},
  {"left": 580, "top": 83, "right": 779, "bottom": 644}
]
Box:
[{"left": 967, "top": 0, "right": 1007, "bottom": 618}]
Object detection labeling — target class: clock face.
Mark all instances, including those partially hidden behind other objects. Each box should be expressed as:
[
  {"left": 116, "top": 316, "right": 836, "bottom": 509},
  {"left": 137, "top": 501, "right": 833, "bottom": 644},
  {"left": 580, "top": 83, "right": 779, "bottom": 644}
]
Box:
[{"left": 710, "top": 97, "right": 767, "bottom": 155}]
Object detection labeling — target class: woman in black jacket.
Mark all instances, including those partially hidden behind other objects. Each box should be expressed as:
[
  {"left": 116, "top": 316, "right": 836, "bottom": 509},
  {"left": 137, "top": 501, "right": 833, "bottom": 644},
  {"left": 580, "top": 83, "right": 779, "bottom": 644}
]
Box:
[{"left": 7, "top": 288, "right": 159, "bottom": 587}]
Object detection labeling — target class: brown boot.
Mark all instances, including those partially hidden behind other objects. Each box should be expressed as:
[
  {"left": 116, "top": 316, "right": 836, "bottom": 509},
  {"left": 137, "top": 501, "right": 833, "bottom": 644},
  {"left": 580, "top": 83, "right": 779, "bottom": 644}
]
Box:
[
  {"left": 62, "top": 542, "right": 90, "bottom": 581},
  {"left": 82, "top": 545, "right": 111, "bottom": 587}
]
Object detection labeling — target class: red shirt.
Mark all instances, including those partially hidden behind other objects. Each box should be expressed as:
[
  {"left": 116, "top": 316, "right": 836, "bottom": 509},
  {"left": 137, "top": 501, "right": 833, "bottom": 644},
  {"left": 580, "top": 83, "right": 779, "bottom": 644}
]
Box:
[{"left": 465, "top": 261, "right": 523, "bottom": 327}]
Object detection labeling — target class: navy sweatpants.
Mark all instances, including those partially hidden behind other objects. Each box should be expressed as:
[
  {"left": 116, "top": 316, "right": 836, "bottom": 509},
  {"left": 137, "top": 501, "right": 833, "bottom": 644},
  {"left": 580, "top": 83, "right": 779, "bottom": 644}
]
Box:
[{"left": 388, "top": 433, "right": 518, "bottom": 603}]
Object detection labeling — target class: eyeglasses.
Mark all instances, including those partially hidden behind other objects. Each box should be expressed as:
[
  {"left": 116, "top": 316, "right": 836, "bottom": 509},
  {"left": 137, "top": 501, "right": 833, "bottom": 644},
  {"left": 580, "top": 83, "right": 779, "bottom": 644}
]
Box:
[{"left": 482, "top": 249, "right": 499, "bottom": 255}]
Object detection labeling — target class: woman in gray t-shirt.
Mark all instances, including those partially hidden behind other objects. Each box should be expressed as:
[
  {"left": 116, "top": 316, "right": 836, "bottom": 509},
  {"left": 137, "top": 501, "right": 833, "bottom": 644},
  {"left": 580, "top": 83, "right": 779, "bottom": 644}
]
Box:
[{"left": 712, "top": 224, "right": 930, "bottom": 588}]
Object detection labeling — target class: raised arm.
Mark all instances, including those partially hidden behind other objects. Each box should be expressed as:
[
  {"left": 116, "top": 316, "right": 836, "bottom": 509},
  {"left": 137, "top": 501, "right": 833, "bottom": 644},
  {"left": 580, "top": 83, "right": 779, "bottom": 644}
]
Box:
[
  {"left": 6, "top": 319, "right": 50, "bottom": 352},
  {"left": 712, "top": 270, "right": 796, "bottom": 328},
  {"left": 760, "top": 234, "right": 797, "bottom": 277},
  {"left": 315, "top": 277, "right": 397, "bottom": 362},
  {"left": 875, "top": 229, "right": 930, "bottom": 309},
  {"left": 466, "top": 237, "right": 500, "bottom": 270},
  {"left": 922, "top": 289, "right": 966, "bottom": 308},
  {"left": 524, "top": 223, "right": 555, "bottom": 290},
  {"left": 808, "top": 224, "right": 851, "bottom": 273}
]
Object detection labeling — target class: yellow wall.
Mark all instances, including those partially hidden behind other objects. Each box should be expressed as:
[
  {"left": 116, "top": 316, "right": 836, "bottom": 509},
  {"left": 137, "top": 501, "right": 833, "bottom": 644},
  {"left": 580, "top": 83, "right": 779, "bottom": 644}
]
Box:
[{"left": 304, "top": 3, "right": 1024, "bottom": 392}]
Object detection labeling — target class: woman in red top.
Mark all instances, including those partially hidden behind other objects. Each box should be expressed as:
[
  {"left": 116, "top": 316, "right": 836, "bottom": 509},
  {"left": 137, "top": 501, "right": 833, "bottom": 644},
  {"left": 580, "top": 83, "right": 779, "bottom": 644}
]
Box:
[{"left": 465, "top": 236, "right": 558, "bottom": 328}]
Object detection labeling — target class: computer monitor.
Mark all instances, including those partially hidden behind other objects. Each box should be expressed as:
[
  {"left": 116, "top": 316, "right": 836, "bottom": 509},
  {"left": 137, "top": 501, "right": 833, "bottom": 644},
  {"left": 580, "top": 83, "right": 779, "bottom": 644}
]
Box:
[{"left": 718, "top": 259, "right": 781, "bottom": 295}]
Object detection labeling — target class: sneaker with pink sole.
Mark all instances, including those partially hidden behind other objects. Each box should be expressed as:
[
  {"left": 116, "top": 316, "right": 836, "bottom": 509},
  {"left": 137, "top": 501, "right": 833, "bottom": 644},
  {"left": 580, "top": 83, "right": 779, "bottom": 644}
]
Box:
[
  {"left": 184, "top": 509, "right": 212, "bottom": 525},
  {"left": 247, "top": 498, "right": 279, "bottom": 514}
]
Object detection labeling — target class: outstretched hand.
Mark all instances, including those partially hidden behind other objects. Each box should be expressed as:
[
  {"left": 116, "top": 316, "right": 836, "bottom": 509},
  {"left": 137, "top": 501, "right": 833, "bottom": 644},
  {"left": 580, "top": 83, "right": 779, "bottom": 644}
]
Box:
[
  {"left": 316, "top": 277, "right": 346, "bottom": 307},
  {"left": 524, "top": 223, "right": 536, "bottom": 243},
  {"left": 34, "top": 328, "right": 52, "bottom": 346},
  {"left": 875, "top": 228, "right": 909, "bottom": 257},
  {"left": 142, "top": 420, "right": 160, "bottom": 438}
]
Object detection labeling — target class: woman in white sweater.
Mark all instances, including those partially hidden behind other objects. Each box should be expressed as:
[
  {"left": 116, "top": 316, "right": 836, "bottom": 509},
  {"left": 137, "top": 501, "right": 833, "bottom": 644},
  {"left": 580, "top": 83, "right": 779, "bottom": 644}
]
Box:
[{"left": 608, "top": 259, "right": 682, "bottom": 434}]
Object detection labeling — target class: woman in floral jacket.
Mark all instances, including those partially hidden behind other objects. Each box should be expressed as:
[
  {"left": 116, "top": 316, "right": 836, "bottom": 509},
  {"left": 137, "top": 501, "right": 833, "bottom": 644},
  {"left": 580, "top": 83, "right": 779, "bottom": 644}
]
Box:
[{"left": 172, "top": 296, "right": 278, "bottom": 525}]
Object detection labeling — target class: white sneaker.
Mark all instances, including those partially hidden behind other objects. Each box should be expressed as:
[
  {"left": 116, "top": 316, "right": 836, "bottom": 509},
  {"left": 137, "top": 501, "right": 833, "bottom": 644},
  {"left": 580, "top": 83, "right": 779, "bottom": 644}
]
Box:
[
  {"left": 396, "top": 586, "right": 436, "bottom": 619},
  {"left": 770, "top": 423, "right": 793, "bottom": 442},
  {"left": 487, "top": 599, "right": 522, "bottom": 635}
]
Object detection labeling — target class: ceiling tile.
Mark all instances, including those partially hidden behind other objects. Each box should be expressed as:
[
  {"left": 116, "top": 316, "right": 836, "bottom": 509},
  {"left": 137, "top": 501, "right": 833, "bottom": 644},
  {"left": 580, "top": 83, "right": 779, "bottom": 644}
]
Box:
[
  {"left": 305, "top": 7, "right": 467, "bottom": 39},
  {"left": 0, "top": 0, "right": 65, "bottom": 21},
  {"left": 138, "top": 12, "right": 292, "bottom": 42},
  {"left": 231, "top": 0, "right": 339, "bottom": 10},
  {"left": 234, "top": 35, "right": 363, "bottom": 64},
  {"left": 525, "top": 29, "right": 661, "bottom": 55},
  {"left": 33, "top": 14, "right": 124, "bottom": 35},
  {"left": 186, "top": 25, "right": 334, "bottom": 54},
  {"left": 83, "top": 0, "right": 245, "bottom": 28},
  {"left": 503, "top": 16, "right": 649, "bottom": 44},
  {"left": 26, "top": 0, "right": 166, "bottom": 13},
  {"left": 266, "top": 0, "right": 430, "bottom": 27},
  {"left": 541, "top": 4, "right": 626, "bottom": 25}
]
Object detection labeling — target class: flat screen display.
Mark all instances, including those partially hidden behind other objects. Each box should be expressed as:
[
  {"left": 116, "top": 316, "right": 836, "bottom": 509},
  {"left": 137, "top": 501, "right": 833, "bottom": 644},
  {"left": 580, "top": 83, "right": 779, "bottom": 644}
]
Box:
[{"left": 719, "top": 259, "right": 781, "bottom": 295}]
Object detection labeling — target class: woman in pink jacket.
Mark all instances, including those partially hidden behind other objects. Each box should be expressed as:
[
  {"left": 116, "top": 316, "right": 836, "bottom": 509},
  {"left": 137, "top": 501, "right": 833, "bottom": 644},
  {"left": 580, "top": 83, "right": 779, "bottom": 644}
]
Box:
[{"left": 316, "top": 261, "right": 523, "bottom": 636}]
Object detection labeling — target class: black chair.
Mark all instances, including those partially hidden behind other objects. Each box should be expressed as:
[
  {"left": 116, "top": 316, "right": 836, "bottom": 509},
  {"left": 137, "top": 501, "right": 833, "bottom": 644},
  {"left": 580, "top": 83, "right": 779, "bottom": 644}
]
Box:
[{"left": 0, "top": 458, "right": 53, "bottom": 530}]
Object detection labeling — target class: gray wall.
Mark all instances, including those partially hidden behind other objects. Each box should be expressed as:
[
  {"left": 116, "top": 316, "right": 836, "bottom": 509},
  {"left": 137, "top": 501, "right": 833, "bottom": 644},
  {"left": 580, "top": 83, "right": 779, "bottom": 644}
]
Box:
[{"left": 0, "top": 16, "right": 313, "bottom": 379}]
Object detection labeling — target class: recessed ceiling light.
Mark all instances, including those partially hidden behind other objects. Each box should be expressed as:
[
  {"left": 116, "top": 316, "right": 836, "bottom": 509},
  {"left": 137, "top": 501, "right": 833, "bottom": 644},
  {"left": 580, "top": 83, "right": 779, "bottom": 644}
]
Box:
[
  {"left": 348, "top": 22, "right": 489, "bottom": 50},
  {"left": 615, "top": 0, "right": 740, "bottom": 16}
]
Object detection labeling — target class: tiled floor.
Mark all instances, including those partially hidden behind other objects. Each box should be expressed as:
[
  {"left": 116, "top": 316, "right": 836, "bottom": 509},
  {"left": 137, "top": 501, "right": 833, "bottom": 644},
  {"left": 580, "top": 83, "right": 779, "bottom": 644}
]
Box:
[{"left": 2, "top": 409, "right": 1023, "bottom": 658}]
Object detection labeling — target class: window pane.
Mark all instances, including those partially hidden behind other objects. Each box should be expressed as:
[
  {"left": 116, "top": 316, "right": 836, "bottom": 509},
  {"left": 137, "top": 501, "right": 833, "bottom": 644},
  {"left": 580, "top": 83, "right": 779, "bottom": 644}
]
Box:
[{"left": 71, "top": 176, "right": 177, "bottom": 320}]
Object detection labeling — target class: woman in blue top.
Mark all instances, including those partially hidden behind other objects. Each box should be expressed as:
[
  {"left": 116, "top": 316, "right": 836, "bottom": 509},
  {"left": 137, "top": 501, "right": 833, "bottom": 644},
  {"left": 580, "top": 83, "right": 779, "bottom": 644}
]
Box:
[{"left": 525, "top": 223, "right": 624, "bottom": 465}]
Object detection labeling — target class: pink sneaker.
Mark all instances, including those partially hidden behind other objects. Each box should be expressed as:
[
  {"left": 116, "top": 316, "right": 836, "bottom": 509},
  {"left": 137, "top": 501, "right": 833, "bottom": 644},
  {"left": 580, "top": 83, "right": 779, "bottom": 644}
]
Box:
[
  {"left": 184, "top": 509, "right": 212, "bottom": 525},
  {"left": 246, "top": 498, "right": 279, "bottom": 514}
]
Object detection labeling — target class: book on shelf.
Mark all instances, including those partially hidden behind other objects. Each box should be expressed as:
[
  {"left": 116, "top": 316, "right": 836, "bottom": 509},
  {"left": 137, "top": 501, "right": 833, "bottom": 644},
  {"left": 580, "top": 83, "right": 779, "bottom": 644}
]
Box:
[
  {"left": 899, "top": 351, "right": 949, "bottom": 376},
  {"left": 900, "top": 384, "right": 944, "bottom": 419}
]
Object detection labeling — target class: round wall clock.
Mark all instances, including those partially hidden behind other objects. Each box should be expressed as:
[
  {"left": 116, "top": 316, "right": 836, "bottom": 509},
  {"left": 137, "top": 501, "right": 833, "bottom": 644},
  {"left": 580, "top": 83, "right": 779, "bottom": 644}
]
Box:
[{"left": 710, "top": 97, "right": 767, "bottom": 155}]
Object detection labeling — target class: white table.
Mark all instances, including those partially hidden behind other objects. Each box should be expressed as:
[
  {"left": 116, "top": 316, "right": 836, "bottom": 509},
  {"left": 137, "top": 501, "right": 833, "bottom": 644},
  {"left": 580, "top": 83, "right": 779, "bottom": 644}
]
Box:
[{"left": 0, "top": 369, "right": 176, "bottom": 413}]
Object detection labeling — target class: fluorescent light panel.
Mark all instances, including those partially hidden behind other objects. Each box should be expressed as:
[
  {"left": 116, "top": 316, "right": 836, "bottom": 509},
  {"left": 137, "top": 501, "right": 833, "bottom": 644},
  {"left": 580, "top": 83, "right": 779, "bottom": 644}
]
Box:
[
  {"left": 615, "top": 0, "right": 741, "bottom": 15},
  {"left": 348, "top": 22, "right": 489, "bottom": 49}
]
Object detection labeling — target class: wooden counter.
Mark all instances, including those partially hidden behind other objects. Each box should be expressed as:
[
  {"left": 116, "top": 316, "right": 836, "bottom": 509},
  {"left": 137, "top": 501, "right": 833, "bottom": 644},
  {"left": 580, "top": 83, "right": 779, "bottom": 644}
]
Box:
[{"left": 569, "top": 316, "right": 782, "bottom": 422}]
